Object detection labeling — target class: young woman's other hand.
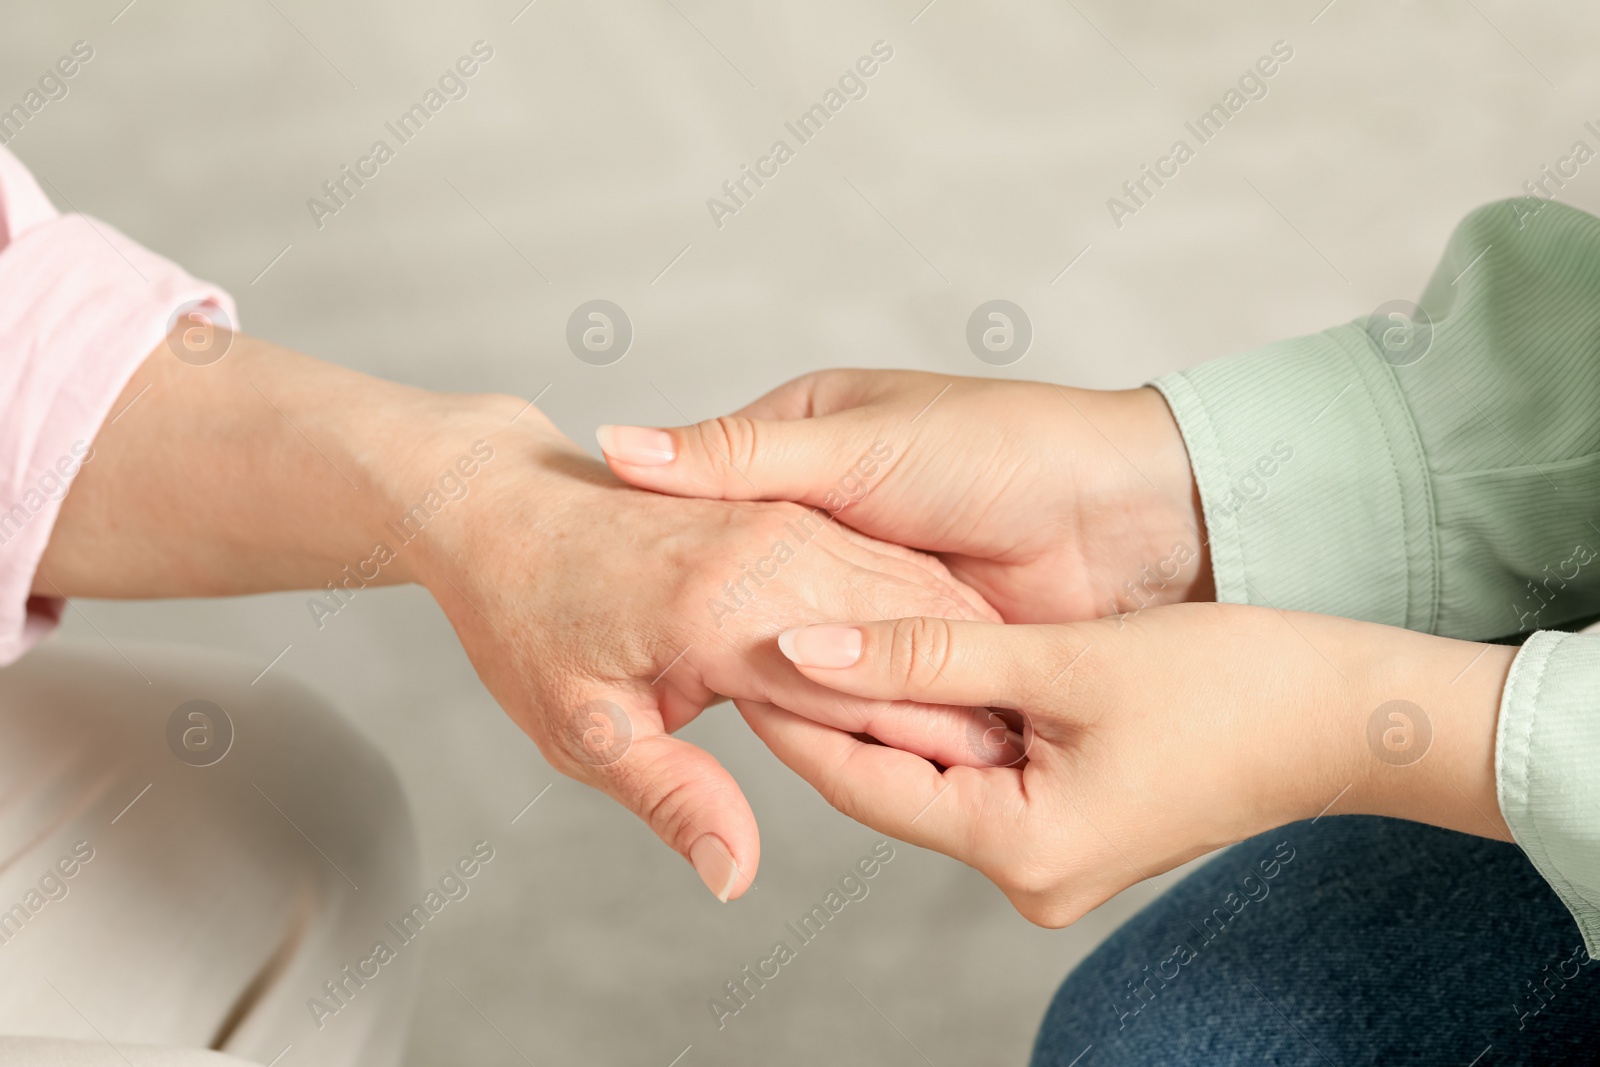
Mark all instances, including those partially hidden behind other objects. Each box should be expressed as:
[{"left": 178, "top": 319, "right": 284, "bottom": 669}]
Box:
[
  {"left": 598, "top": 370, "right": 1211, "bottom": 624},
  {"left": 744, "top": 604, "right": 1513, "bottom": 925}
]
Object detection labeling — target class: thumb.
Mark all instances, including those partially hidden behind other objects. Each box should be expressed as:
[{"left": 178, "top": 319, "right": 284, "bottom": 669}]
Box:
[
  {"left": 775, "top": 617, "right": 1081, "bottom": 709},
  {"left": 597, "top": 413, "right": 873, "bottom": 507},
  {"left": 558, "top": 696, "right": 759, "bottom": 901}
]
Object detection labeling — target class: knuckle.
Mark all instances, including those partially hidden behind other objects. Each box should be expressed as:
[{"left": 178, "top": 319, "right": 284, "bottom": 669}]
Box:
[
  {"left": 639, "top": 783, "right": 697, "bottom": 853},
  {"left": 725, "top": 505, "right": 809, "bottom": 565},
  {"left": 995, "top": 856, "right": 1058, "bottom": 901},
  {"left": 1014, "top": 893, "right": 1083, "bottom": 930},
  {"left": 553, "top": 698, "right": 636, "bottom": 771},
  {"left": 886, "top": 616, "right": 957, "bottom": 693},
  {"left": 815, "top": 770, "right": 855, "bottom": 820},
  {"left": 679, "top": 544, "right": 731, "bottom": 600},
  {"left": 817, "top": 748, "right": 872, "bottom": 823},
  {"left": 997, "top": 862, "right": 1085, "bottom": 928},
  {"left": 701, "top": 415, "right": 763, "bottom": 477},
  {"left": 612, "top": 749, "right": 698, "bottom": 852},
  {"left": 789, "top": 368, "right": 840, "bottom": 405},
  {"left": 749, "top": 501, "right": 807, "bottom": 540}
]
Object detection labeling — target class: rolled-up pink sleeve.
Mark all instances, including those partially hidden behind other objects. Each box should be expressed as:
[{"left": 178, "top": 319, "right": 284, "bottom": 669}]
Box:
[{"left": 0, "top": 145, "right": 235, "bottom": 664}]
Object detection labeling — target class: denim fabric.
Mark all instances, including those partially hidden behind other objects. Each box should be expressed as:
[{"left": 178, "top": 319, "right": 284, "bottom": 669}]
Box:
[{"left": 1031, "top": 817, "right": 1600, "bottom": 1066}]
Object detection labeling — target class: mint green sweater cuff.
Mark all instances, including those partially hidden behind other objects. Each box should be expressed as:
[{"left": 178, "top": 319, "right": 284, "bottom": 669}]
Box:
[
  {"left": 1498, "top": 630, "right": 1600, "bottom": 954},
  {"left": 1154, "top": 323, "right": 1438, "bottom": 630},
  {"left": 1156, "top": 198, "right": 1600, "bottom": 640}
]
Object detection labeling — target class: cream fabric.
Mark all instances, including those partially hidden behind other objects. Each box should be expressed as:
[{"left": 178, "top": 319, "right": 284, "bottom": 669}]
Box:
[{"left": 0, "top": 643, "right": 420, "bottom": 1066}]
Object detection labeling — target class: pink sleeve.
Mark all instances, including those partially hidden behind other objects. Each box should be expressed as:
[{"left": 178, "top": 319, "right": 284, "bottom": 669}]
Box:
[{"left": 0, "top": 145, "right": 237, "bottom": 665}]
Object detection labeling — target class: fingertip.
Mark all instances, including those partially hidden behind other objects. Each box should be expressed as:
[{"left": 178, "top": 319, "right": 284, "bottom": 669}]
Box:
[
  {"left": 598, "top": 730, "right": 760, "bottom": 903},
  {"left": 690, "top": 833, "right": 745, "bottom": 902},
  {"left": 778, "top": 625, "right": 863, "bottom": 669},
  {"left": 596, "top": 424, "right": 676, "bottom": 466}
]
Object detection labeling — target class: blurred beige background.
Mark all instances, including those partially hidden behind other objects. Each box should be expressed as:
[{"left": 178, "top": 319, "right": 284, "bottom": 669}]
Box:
[{"left": 3, "top": 0, "right": 1598, "bottom": 1063}]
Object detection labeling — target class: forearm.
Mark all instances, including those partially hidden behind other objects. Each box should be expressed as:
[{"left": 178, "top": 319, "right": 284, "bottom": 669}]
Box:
[
  {"left": 1113, "top": 606, "right": 1518, "bottom": 845},
  {"left": 1321, "top": 616, "right": 1600, "bottom": 951},
  {"left": 34, "top": 328, "right": 560, "bottom": 599}
]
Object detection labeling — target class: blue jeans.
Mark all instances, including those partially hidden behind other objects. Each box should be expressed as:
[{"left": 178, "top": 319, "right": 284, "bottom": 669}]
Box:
[{"left": 1031, "top": 816, "right": 1600, "bottom": 1066}]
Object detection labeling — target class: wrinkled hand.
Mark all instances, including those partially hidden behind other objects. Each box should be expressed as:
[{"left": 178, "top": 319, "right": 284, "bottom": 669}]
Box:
[
  {"left": 415, "top": 429, "right": 1000, "bottom": 901},
  {"left": 742, "top": 604, "right": 1511, "bottom": 925},
  {"left": 34, "top": 331, "right": 1013, "bottom": 903},
  {"left": 598, "top": 370, "right": 1210, "bottom": 623}
]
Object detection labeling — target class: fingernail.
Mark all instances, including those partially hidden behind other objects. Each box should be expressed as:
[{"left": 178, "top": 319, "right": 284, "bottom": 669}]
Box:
[
  {"left": 689, "top": 834, "right": 740, "bottom": 902},
  {"left": 778, "top": 626, "right": 863, "bottom": 669},
  {"left": 998, "top": 729, "right": 1027, "bottom": 766},
  {"left": 596, "top": 425, "right": 675, "bottom": 466}
]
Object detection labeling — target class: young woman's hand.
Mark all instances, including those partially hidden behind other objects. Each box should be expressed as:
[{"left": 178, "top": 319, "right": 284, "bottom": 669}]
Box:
[
  {"left": 597, "top": 370, "right": 1211, "bottom": 623},
  {"left": 742, "top": 603, "right": 1514, "bottom": 926}
]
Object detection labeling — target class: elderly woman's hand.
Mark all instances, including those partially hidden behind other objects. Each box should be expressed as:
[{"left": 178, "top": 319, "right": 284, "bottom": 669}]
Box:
[
  {"left": 414, "top": 423, "right": 1003, "bottom": 902},
  {"left": 39, "top": 330, "right": 1001, "bottom": 903}
]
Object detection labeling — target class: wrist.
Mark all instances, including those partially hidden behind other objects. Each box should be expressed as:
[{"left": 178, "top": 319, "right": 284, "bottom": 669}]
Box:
[
  {"left": 1130, "top": 386, "right": 1212, "bottom": 601},
  {"left": 1317, "top": 620, "right": 1514, "bottom": 840},
  {"left": 1075, "top": 386, "right": 1212, "bottom": 610},
  {"left": 352, "top": 389, "right": 581, "bottom": 591}
]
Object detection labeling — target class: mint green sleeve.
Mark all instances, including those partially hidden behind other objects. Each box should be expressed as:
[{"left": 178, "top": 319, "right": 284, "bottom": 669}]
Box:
[
  {"left": 1497, "top": 630, "right": 1600, "bottom": 953},
  {"left": 1151, "top": 197, "right": 1600, "bottom": 950},
  {"left": 1154, "top": 198, "right": 1600, "bottom": 637}
]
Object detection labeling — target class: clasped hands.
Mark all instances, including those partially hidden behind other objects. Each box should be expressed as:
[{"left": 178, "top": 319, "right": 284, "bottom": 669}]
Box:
[
  {"left": 424, "top": 370, "right": 1512, "bottom": 923},
  {"left": 35, "top": 326, "right": 1517, "bottom": 927}
]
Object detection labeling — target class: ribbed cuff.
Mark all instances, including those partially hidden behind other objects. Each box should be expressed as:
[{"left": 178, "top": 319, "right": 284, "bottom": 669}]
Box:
[
  {"left": 1153, "top": 320, "right": 1438, "bottom": 630},
  {"left": 1497, "top": 630, "right": 1600, "bottom": 954}
]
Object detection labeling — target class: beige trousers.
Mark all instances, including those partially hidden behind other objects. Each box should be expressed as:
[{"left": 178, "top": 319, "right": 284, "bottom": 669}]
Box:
[{"left": 0, "top": 643, "right": 421, "bottom": 1066}]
